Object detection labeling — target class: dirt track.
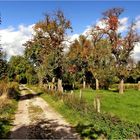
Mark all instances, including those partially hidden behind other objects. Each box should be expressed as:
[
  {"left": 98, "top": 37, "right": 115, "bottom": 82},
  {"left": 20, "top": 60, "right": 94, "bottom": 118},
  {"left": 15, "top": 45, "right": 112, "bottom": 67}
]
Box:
[{"left": 10, "top": 85, "right": 79, "bottom": 139}]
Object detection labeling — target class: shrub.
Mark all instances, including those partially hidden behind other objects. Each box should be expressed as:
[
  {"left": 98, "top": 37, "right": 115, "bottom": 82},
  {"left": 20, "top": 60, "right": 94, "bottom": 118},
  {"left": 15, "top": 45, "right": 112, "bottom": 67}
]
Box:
[
  {"left": 27, "top": 74, "right": 38, "bottom": 85},
  {"left": 0, "top": 81, "right": 8, "bottom": 96},
  {"left": 7, "top": 82, "right": 20, "bottom": 100}
]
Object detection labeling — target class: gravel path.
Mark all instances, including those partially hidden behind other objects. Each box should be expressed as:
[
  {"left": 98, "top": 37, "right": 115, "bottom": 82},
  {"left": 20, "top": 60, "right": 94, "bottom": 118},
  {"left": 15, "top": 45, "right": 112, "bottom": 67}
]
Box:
[{"left": 10, "top": 85, "right": 79, "bottom": 139}]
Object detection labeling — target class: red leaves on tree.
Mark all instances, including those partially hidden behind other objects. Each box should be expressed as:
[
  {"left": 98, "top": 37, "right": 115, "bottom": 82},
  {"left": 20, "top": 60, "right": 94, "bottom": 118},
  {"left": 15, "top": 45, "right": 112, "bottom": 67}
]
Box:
[{"left": 108, "top": 16, "right": 119, "bottom": 30}]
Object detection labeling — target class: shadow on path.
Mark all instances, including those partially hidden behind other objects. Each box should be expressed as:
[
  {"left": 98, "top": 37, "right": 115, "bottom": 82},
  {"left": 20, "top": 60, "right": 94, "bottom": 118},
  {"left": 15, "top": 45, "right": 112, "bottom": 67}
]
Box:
[
  {"left": 10, "top": 119, "right": 79, "bottom": 139},
  {"left": 18, "top": 84, "right": 43, "bottom": 101},
  {"left": 19, "top": 92, "right": 43, "bottom": 101}
]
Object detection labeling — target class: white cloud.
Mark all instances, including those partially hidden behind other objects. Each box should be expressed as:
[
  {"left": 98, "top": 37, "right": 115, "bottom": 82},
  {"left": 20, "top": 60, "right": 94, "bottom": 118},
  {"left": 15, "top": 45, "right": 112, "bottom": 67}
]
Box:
[
  {"left": 133, "top": 42, "right": 140, "bottom": 61},
  {"left": 63, "top": 34, "right": 79, "bottom": 52},
  {"left": 82, "top": 25, "right": 92, "bottom": 36},
  {"left": 135, "top": 15, "right": 140, "bottom": 30},
  {"left": 95, "top": 17, "right": 128, "bottom": 33},
  {"left": 82, "top": 20, "right": 106, "bottom": 37},
  {"left": 0, "top": 16, "right": 139, "bottom": 62},
  {"left": 69, "top": 34, "right": 79, "bottom": 41},
  {"left": 96, "top": 19, "right": 107, "bottom": 29},
  {"left": 0, "top": 24, "right": 34, "bottom": 60},
  {"left": 118, "top": 17, "right": 128, "bottom": 32},
  {"left": 82, "top": 17, "right": 128, "bottom": 37}
]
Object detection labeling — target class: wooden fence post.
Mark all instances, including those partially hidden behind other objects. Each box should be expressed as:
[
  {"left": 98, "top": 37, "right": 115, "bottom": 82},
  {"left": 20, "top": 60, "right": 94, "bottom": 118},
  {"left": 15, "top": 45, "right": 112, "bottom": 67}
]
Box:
[
  {"left": 58, "top": 79, "right": 63, "bottom": 93},
  {"left": 96, "top": 98, "right": 100, "bottom": 113},
  {"left": 138, "top": 81, "right": 140, "bottom": 91},
  {"left": 94, "top": 97, "right": 101, "bottom": 113},
  {"left": 83, "top": 81, "right": 86, "bottom": 89}
]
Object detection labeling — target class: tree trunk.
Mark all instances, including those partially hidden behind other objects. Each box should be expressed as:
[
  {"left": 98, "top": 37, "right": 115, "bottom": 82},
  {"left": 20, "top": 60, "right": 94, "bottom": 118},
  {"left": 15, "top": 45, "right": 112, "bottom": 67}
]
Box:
[
  {"left": 51, "top": 77, "right": 55, "bottom": 91},
  {"left": 58, "top": 79, "right": 63, "bottom": 93},
  {"left": 138, "top": 81, "right": 140, "bottom": 91},
  {"left": 95, "top": 79, "right": 99, "bottom": 90},
  {"left": 119, "top": 79, "right": 124, "bottom": 94},
  {"left": 52, "top": 77, "right": 55, "bottom": 83},
  {"left": 48, "top": 85, "right": 51, "bottom": 90},
  {"left": 51, "top": 83, "right": 54, "bottom": 91},
  {"left": 88, "top": 84, "right": 90, "bottom": 88},
  {"left": 72, "top": 83, "right": 75, "bottom": 89},
  {"left": 93, "top": 97, "right": 101, "bottom": 113},
  {"left": 83, "top": 80, "right": 86, "bottom": 89}
]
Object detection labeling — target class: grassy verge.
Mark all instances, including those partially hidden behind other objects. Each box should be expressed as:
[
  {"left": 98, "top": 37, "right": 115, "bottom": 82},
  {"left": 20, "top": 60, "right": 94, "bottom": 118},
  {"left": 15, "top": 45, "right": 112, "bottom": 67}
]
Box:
[
  {"left": 0, "top": 97, "right": 18, "bottom": 138},
  {"left": 28, "top": 85, "right": 140, "bottom": 139},
  {"left": 0, "top": 82, "right": 19, "bottom": 138}
]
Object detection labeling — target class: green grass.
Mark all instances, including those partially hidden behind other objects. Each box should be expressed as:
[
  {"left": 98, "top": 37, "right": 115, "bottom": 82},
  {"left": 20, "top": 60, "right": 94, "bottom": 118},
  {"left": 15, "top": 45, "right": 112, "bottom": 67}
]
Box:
[
  {"left": 28, "top": 85, "right": 140, "bottom": 139},
  {"left": 41, "top": 93, "right": 85, "bottom": 125},
  {"left": 27, "top": 85, "right": 87, "bottom": 125},
  {"left": 72, "top": 88, "right": 140, "bottom": 124},
  {"left": 0, "top": 82, "right": 19, "bottom": 138},
  {"left": 28, "top": 85, "right": 140, "bottom": 124},
  {"left": 0, "top": 98, "right": 18, "bottom": 138}
]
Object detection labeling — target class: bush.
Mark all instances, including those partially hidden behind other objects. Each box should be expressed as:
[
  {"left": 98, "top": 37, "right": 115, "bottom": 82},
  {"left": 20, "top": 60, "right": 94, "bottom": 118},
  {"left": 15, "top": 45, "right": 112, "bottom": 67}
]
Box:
[
  {"left": 0, "top": 81, "right": 8, "bottom": 96},
  {"left": 76, "top": 112, "right": 140, "bottom": 139},
  {"left": 7, "top": 82, "right": 20, "bottom": 100},
  {"left": 27, "top": 74, "right": 38, "bottom": 85},
  {"left": 8, "top": 82, "right": 19, "bottom": 90},
  {"left": 0, "top": 82, "right": 20, "bottom": 100}
]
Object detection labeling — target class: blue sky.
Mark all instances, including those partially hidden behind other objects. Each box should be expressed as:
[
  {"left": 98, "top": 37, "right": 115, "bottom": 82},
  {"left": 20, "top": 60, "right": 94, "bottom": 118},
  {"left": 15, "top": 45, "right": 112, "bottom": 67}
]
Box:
[
  {"left": 1, "top": 1, "right": 140, "bottom": 34},
  {"left": 0, "top": 1, "right": 140, "bottom": 60}
]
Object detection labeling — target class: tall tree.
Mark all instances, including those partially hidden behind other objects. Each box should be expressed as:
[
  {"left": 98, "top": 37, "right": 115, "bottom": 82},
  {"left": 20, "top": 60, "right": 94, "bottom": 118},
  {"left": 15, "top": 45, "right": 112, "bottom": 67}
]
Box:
[
  {"left": 97, "top": 7, "right": 140, "bottom": 93},
  {"left": 24, "top": 10, "right": 72, "bottom": 86},
  {"left": 89, "top": 39, "right": 115, "bottom": 90},
  {"left": 66, "top": 35, "right": 92, "bottom": 88}
]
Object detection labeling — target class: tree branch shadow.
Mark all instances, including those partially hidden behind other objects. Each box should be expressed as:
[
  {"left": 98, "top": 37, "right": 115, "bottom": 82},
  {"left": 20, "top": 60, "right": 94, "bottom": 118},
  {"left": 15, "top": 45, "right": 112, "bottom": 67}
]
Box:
[
  {"left": 19, "top": 92, "right": 43, "bottom": 101},
  {"left": 10, "top": 119, "right": 80, "bottom": 139}
]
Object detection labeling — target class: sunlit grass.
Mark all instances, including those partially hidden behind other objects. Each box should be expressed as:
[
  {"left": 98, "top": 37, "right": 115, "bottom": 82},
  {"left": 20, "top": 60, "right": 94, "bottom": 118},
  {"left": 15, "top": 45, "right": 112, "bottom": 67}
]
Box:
[
  {"left": 28, "top": 85, "right": 140, "bottom": 139},
  {"left": 29, "top": 84, "right": 140, "bottom": 124},
  {"left": 72, "top": 88, "right": 140, "bottom": 123}
]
